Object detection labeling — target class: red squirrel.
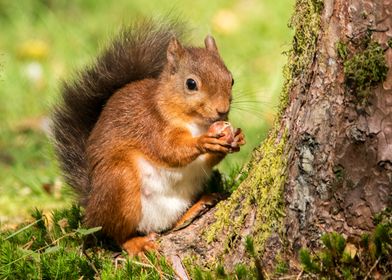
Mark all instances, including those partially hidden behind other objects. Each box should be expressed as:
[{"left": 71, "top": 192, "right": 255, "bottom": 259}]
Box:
[{"left": 52, "top": 21, "right": 245, "bottom": 255}]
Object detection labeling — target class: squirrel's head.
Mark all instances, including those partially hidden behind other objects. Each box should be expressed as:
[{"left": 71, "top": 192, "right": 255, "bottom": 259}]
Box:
[{"left": 158, "top": 35, "right": 233, "bottom": 128}]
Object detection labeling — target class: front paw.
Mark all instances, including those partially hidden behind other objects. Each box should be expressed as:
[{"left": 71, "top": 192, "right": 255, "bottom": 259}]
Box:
[
  {"left": 198, "top": 122, "right": 245, "bottom": 154},
  {"left": 230, "top": 128, "right": 246, "bottom": 152},
  {"left": 197, "top": 132, "right": 233, "bottom": 154}
]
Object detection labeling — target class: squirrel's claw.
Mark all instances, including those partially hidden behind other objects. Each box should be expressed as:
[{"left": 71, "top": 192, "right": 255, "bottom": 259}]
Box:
[{"left": 231, "top": 128, "right": 246, "bottom": 149}]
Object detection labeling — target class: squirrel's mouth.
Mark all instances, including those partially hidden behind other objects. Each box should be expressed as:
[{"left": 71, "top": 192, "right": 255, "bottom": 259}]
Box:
[
  {"left": 207, "top": 115, "right": 229, "bottom": 125},
  {"left": 193, "top": 111, "right": 229, "bottom": 126}
]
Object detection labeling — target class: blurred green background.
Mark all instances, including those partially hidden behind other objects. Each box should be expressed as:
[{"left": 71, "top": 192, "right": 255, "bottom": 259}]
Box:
[{"left": 0, "top": 0, "right": 293, "bottom": 229}]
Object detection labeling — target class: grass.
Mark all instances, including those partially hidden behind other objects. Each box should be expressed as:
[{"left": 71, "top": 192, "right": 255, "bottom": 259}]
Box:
[
  {"left": 299, "top": 222, "right": 392, "bottom": 279},
  {"left": 0, "top": 206, "right": 176, "bottom": 279},
  {"left": 0, "top": 0, "right": 293, "bottom": 231},
  {"left": 0, "top": 206, "right": 265, "bottom": 279}
]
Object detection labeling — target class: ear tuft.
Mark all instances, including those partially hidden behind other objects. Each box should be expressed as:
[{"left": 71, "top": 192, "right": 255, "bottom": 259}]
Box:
[
  {"left": 167, "top": 36, "right": 184, "bottom": 72},
  {"left": 204, "top": 35, "right": 219, "bottom": 53}
]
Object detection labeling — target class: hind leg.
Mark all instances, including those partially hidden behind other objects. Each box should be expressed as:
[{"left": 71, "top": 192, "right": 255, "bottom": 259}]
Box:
[
  {"left": 85, "top": 154, "right": 148, "bottom": 253},
  {"left": 173, "top": 193, "right": 222, "bottom": 230}
]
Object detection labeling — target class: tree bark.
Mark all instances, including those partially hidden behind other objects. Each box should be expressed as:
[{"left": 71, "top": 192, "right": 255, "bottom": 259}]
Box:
[
  {"left": 159, "top": 0, "right": 392, "bottom": 274},
  {"left": 284, "top": 0, "right": 392, "bottom": 253}
]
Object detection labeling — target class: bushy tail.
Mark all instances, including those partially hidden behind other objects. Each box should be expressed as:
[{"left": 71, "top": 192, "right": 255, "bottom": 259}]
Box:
[{"left": 52, "top": 20, "right": 184, "bottom": 203}]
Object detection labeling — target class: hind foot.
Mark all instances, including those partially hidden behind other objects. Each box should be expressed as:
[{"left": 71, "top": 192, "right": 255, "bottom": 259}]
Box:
[{"left": 122, "top": 233, "right": 158, "bottom": 257}]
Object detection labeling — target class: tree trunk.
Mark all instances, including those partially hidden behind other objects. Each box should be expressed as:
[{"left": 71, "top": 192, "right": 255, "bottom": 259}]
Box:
[{"left": 159, "top": 0, "right": 392, "bottom": 274}]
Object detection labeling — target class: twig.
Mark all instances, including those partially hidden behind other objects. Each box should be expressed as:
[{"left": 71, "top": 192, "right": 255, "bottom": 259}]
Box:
[
  {"left": 296, "top": 270, "right": 303, "bottom": 280},
  {"left": 364, "top": 256, "right": 381, "bottom": 280},
  {"left": 129, "top": 259, "right": 155, "bottom": 269},
  {"left": 276, "top": 275, "right": 300, "bottom": 280},
  {"left": 115, "top": 256, "right": 152, "bottom": 269},
  {"left": 170, "top": 255, "right": 190, "bottom": 280},
  {"left": 82, "top": 250, "right": 100, "bottom": 276}
]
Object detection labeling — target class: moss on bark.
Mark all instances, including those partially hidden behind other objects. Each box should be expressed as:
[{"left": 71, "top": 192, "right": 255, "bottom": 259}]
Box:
[
  {"left": 205, "top": 130, "right": 287, "bottom": 254},
  {"left": 278, "top": 0, "right": 323, "bottom": 114},
  {"left": 343, "top": 41, "right": 388, "bottom": 101}
]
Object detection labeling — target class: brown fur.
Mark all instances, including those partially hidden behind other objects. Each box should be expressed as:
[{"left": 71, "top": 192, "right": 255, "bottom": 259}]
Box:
[
  {"left": 52, "top": 20, "right": 185, "bottom": 203},
  {"left": 52, "top": 21, "right": 245, "bottom": 255}
]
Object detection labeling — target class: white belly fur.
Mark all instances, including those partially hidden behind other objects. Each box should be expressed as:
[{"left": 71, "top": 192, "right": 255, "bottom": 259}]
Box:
[{"left": 136, "top": 154, "right": 211, "bottom": 234}]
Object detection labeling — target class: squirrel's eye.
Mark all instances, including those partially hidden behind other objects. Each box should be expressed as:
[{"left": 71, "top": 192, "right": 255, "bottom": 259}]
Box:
[
  {"left": 186, "top": 79, "right": 198, "bottom": 91},
  {"left": 231, "top": 78, "right": 235, "bottom": 86}
]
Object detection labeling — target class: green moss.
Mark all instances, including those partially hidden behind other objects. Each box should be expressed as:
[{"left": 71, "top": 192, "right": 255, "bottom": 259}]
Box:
[
  {"left": 278, "top": 0, "right": 323, "bottom": 115},
  {"left": 299, "top": 248, "right": 320, "bottom": 273},
  {"left": 244, "top": 235, "right": 256, "bottom": 258},
  {"left": 205, "top": 130, "right": 287, "bottom": 255},
  {"left": 387, "top": 38, "right": 392, "bottom": 49},
  {"left": 299, "top": 223, "right": 392, "bottom": 278},
  {"left": 373, "top": 207, "right": 392, "bottom": 225},
  {"left": 336, "top": 41, "right": 348, "bottom": 60},
  {"left": 189, "top": 262, "right": 258, "bottom": 279},
  {"left": 344, "top": 41, "right": 388, "bottom": 100},
  {"left": 321, "top": 232, "right": 346, "bottom": 257},
  {"left": 290, "top": 0, "right": 323, "bottom": 74},
  {"left": 274, "top": 260, "right": 289, "bottom": 275},
  {"left": 272, "top": 252, "right": 290, "bottom": 276}
]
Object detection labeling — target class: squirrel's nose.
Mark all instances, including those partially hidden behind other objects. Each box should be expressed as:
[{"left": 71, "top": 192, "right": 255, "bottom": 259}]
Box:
[{"left": 216, "top": 109, "right": 229, "bottom": 120}]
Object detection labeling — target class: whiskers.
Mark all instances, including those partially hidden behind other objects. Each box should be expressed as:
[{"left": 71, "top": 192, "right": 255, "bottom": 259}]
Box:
[
  {"left": 201, "top": 165, "right": 209, "bottom": 177},
  {"left": 230, "top": 106, "right": 265, "bottom": 120},
  {"left": 230, "top": 90, "right": 276, "bottom": 120}
]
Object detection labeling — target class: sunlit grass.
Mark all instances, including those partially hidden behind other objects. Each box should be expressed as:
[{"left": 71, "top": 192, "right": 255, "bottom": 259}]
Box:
[{"left": 0, "top": 0, "right": 294, "bottom": 227}]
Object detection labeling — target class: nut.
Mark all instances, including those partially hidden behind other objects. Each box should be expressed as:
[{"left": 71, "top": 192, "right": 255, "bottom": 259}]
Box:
[{"left": 208, "top": 121, "right": 235, "bottom": 144}]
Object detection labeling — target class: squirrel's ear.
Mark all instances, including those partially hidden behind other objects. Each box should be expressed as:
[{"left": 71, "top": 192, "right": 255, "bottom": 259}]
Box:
[
  {"left": 167, "top": 36, "right": 184, "bottom": 72},
  {"left": 204, "top": 35, "right": 219, "bottom": 53}
]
